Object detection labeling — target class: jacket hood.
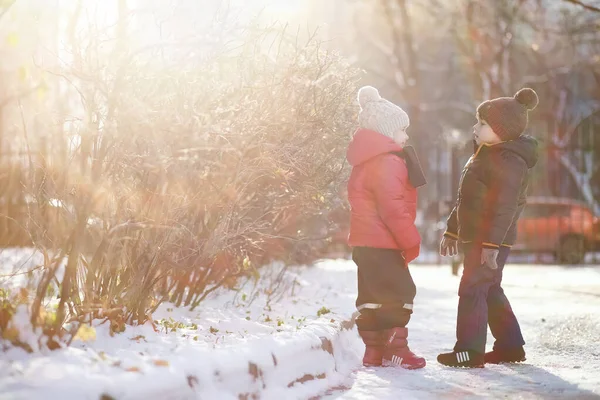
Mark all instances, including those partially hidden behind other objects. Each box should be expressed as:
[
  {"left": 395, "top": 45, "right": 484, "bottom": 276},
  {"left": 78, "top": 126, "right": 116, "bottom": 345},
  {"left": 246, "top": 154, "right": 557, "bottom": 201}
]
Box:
[
  {"left": 497, "top": 135, "right": 539, "bottom": 168},
  {"left": 474, "top": 135, "right": 539, "bottom": 168},
  {"left": 347, "top": 129, "right": 404, "bottom": 166}
]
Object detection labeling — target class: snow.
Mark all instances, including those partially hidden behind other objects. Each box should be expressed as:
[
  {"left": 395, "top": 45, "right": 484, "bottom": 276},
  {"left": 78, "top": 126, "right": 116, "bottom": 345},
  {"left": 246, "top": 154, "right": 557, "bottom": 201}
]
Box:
[
  {"left": 0, "top": 249, "right": 45, "bottom": 289},
  {"left": 1, "top": 248, "right": 600, "bottom": 399},
  {"left": 324, "top": 262, "right": 600, "bottom": 400},
  {"left": 0, "top": 248, "right": 64, "bottom": 293},
  {"left": 0, "top": 256, "right": 359, "bottom": 400}
]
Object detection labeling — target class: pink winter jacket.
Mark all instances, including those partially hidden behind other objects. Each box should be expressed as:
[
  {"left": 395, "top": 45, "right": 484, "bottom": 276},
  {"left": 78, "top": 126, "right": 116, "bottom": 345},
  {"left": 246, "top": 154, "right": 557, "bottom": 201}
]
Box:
[{"left": 346, "top": 129, "right": 421, "bottom": 260}]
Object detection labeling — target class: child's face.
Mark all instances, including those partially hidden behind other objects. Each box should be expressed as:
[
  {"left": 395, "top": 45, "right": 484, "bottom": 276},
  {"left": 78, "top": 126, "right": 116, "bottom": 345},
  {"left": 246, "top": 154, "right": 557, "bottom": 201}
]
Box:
[
  {"left": 393, "top": 127, "right": 409, "bottom": 147},
  {"left": 473, "top": 116, "right": 501, "bottom": 145}
]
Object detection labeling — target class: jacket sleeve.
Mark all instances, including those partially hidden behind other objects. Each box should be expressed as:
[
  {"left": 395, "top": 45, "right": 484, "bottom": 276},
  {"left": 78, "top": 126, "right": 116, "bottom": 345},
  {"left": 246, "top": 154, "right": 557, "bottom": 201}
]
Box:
[
  {"left": 372, "top": 155, "right": 421, "bottom": 251},
  {"left": 444, "top": 204, "right": 459, "bottom": 240},
  {"left": 483, "top": 152, "right": 528, "bottom": 249}
]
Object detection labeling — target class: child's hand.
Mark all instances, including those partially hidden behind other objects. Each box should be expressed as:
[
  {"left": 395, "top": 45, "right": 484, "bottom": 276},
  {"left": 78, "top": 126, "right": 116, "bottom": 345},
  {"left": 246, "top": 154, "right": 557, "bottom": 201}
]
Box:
[
  {"left": 440, "top": 237, "right": 458, "bottom": 257},
  {"left": 481, "top": 248, "right": 499, "bottom": 270}
]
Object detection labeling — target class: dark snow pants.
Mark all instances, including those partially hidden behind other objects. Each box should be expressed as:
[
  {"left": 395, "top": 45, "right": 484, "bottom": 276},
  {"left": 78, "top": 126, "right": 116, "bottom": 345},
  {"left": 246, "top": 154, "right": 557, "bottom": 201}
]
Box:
[
  {"left": 454, "top": 243, "right": 525, "bottom": 354},
  {"left": 352, "top": 247, "right": 416, "bottom": 331}
]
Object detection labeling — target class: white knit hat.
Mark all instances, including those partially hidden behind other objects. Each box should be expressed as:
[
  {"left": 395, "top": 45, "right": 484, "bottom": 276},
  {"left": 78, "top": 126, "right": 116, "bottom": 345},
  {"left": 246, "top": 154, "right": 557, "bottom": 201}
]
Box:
[{"left": 357, "top": 86, "right": 409, "bottom": 138}]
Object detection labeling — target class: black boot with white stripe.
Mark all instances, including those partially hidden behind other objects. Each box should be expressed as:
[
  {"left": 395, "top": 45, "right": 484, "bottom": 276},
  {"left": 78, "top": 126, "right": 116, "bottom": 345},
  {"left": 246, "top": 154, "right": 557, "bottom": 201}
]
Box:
[
  {"left": 437, "top": 350, "right": 484, "bottom": 368},
  {"left": 484, "top": 346, "right": 526, "bottom": 364}
]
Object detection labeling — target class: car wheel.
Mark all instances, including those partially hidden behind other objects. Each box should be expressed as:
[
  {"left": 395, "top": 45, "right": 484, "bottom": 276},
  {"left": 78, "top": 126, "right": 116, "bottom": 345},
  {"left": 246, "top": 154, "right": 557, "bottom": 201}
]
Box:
[{"left": 557, "top": 235, "right": 586, "bottom": 265}]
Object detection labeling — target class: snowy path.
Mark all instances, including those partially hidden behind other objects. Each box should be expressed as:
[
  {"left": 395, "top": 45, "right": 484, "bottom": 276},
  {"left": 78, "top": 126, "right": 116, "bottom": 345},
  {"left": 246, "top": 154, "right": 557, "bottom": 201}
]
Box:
[
  {"left": 322, "top": 262, "right": 600, "bottom": 400},
  {"left": 1, "top": 249, "right": 600, "bottom": 399}
]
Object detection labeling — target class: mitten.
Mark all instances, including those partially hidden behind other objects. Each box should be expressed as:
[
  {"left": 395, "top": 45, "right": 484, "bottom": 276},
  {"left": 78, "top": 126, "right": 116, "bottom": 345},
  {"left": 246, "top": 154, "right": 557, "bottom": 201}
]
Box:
[
  {"left": 440, "top": 237, "right": 458, "bottom": 257},
  {"left": 481, "top": 248, "right": 499, "bottom": 270}
]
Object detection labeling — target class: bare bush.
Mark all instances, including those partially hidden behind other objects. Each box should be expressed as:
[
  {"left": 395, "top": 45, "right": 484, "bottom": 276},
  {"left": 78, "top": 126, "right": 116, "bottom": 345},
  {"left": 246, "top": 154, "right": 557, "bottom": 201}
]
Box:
[{"left": 0, "top": 5, "right": 359, "bottom": 350}]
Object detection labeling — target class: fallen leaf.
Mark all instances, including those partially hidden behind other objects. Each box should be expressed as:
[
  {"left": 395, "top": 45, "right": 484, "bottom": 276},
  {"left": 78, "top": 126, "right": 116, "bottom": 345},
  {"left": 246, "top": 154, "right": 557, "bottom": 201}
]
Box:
[
  {"left": 18, "top": 288, "right": 29, "bottom": 300},
  {"left": 2, "top": 326, "right": 19, "bottom": 342},
  {"left": 125, "top": 367, "right": 141, "bottom": 373},
  {"left": 153, "top": 359, "right": 169, "bottom": 367},
  {"left": 74, "top": 324, "right": 96, "bottom": 342}
]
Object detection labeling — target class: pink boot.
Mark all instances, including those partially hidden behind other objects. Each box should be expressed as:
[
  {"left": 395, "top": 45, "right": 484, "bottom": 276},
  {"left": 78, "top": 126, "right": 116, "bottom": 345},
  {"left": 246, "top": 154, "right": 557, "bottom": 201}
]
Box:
[
  {"left": 382, "top": 327, "right": 426, "bottom": 369},
  {"left": 358, "top": 330, "right": 385, "bottom": 367}
]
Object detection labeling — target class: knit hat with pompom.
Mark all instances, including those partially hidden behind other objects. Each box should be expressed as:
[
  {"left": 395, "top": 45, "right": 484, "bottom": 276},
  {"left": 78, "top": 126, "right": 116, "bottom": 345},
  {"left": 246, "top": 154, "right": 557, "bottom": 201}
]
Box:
[
  {"left": 357, "top": 86, "right": 410, "bottom": 138},
  {"left": 476, "top": 88, "right": 539, "bottom": 141}
]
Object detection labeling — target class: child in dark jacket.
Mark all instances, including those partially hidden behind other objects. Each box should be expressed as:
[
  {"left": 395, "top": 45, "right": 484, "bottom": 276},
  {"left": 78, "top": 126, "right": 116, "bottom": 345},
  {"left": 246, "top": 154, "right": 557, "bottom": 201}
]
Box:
[
  {"left": 438, "top": 88, "right": 539, "bottom": 368},
  {"left": 346, "top": 86, "right": 425, "bottom": 369}
]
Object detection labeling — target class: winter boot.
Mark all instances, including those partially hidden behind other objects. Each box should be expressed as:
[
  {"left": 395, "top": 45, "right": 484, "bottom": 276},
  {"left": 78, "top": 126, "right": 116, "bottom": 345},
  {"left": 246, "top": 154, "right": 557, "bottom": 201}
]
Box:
[
  {"left": 437, "top": 350, "right": 484, "bottom": 368},
  {"left": 382, "top": 327, "right": 426, "bottom": 369},
  {"left": 485, "top": 346, "right": 526, "bottom": 364},
  {"left": 358, "top": 330, "right": 385, "bottom": 367}
]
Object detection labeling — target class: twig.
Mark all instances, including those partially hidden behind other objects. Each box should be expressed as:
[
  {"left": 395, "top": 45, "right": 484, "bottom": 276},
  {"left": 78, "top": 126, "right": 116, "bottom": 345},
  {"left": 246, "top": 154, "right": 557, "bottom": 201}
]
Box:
[{"left": 562, "top": 0, "right": 600, "bottom": 13}]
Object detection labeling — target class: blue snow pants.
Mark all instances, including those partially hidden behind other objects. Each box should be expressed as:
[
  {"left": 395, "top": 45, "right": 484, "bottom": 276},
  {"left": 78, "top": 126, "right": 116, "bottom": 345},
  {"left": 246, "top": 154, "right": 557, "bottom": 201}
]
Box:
[{"left": 454, "top": 242, "right": 525, "bottom": 355}]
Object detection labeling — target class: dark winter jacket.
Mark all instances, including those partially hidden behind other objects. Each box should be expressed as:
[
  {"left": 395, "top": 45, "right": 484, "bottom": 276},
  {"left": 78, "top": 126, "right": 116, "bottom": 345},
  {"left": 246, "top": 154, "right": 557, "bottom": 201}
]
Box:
[
  {"left": 346, "top": 129, "right": 421, "bottom": 252},
  {"left": 444, "top": 135, "right": 539, "bottom": 249}
]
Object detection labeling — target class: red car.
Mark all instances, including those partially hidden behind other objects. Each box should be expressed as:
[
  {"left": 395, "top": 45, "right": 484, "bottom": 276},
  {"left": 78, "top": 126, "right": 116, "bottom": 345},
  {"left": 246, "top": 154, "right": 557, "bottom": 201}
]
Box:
[{"left": 514, "top": 197, "right": 600, "bottom": 264}]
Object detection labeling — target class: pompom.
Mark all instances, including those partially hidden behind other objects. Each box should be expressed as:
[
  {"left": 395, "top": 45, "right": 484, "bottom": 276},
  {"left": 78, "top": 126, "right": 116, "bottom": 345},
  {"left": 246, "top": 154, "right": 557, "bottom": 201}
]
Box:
[
  {"left": 514, "top": 88, "right": 538, "bottom": 111},
  {"left": 357, "top": 86, "right": 381, "bottom": 108}
]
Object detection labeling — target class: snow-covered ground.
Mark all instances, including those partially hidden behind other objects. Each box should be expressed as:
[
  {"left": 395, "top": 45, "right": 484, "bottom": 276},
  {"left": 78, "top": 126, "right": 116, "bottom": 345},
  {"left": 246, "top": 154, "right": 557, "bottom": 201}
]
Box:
[
  {"left": 1, "top": 248, "right": 600, "bottom": 399},
  {"left": 324, "top": 262, "right": 600, "bottom": 400}
]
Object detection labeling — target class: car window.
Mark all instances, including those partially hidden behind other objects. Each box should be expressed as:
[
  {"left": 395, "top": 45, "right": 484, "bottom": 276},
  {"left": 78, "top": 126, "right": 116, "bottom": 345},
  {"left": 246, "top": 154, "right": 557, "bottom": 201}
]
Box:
[{"left": 552, "top": 205, "right": 571, "bottom": 217}]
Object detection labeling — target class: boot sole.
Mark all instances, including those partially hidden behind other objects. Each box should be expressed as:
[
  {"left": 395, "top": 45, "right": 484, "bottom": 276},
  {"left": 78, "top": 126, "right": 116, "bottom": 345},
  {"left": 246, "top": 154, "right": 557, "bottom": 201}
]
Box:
[
  {"left": 362, "top": 362, "right": 383, "bottom": 367},
  {"left": 485, "top": 357, "right": 526, "bottom": 365},
  {"left": 440, "top": 363, "right": 484, "bottom": 368}
]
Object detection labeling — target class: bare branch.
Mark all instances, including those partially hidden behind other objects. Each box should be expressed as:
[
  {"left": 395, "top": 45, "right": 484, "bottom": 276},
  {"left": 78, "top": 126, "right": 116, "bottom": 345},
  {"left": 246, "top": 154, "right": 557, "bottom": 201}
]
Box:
[{"left": 562, "top": 0, "right": 600, "bottom": 13}]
